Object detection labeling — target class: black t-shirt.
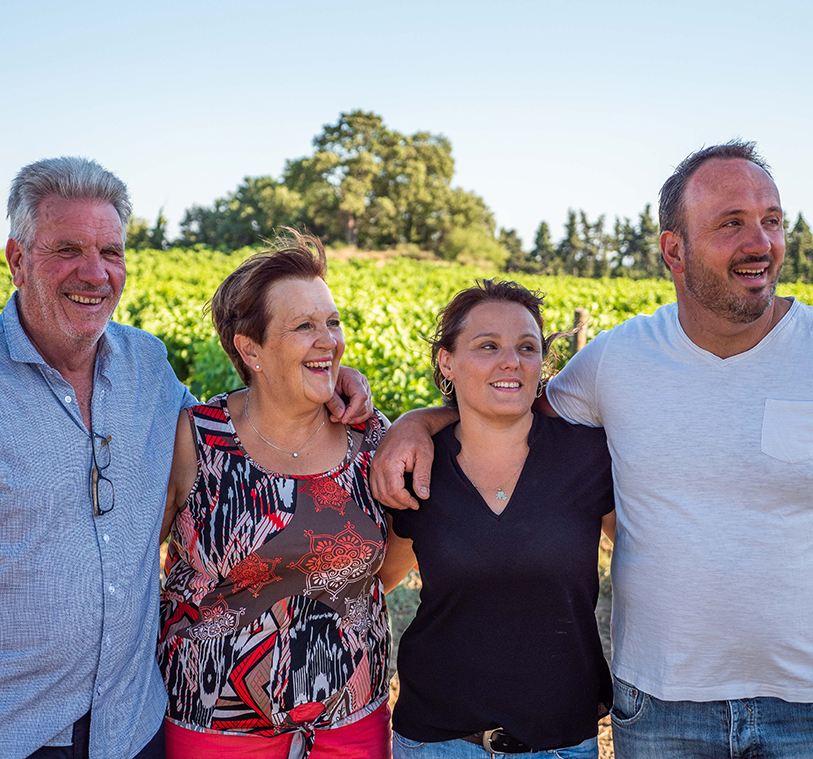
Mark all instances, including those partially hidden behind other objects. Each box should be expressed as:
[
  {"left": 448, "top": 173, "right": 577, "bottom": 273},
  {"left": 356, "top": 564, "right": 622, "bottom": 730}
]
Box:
[{"left": 389, "top": 413, "right": 614, "bottom": 750}]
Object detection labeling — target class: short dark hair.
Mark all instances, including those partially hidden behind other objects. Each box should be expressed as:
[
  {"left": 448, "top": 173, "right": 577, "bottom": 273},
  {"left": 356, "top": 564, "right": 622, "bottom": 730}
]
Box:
[
  {"left": 659, "top": 139, "right": 772, "bottom": 238},
  {"left": 429, "top": 279, "right": 555, "bottom": 408},
  {"left": 209, "top": 229, "right": 327, "bottom": 386},
  {"left": 8, "top": 156, "right": 132, "bottom": 249}
]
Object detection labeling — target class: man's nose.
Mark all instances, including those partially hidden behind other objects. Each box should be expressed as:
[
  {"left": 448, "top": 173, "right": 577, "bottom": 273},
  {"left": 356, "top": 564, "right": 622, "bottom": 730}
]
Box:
[{"left": 76, "top": 252, "right": 109, "bottom": 286}]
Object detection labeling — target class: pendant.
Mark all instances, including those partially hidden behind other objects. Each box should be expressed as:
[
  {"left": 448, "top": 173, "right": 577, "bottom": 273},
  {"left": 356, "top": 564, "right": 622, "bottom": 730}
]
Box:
[
  {"left": 495, "top": 487, "right": 508, "bottom": 501},
  {"left": 293, "top": 452, "right": 298, "bottom": 458}
]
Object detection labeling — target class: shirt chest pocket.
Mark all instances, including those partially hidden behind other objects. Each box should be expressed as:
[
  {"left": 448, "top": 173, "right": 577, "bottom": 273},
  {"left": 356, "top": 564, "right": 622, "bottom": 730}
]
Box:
[{"left": 761, "top": 399, "right": 813, "bottom": 464}]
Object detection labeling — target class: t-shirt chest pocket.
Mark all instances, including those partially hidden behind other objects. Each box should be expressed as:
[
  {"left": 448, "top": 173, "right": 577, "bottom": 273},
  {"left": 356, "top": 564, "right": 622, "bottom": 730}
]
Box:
[{"left": 761, "top": 399, "right": 813, "bottom": 464}]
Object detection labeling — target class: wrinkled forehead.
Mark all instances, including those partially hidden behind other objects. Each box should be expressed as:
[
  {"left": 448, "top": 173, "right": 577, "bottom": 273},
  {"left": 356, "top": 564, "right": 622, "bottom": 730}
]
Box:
[{"left": 35, "top": 196, "right": 125, "bottom": 244}]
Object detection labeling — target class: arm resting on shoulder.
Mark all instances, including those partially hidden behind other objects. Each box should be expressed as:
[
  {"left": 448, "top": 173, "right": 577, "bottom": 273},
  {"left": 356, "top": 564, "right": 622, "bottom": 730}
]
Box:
[
  {"left": 380, "top": 514, "right": 418, "bottom": 593},
  {"left": 370, "top": 406, "right": 458, "bottom": 510},
  {"left": 160, "top": 411, "right": 199, "bottom": 544}
]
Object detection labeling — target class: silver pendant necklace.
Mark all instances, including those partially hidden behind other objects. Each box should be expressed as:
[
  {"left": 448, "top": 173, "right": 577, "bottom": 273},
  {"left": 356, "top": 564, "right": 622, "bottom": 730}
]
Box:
[
  {"left": 243, "top": 388, "right": 326, "bottom": 458},
  {"left": 459, "top": 455, "right": 524, "bottom": 503}
]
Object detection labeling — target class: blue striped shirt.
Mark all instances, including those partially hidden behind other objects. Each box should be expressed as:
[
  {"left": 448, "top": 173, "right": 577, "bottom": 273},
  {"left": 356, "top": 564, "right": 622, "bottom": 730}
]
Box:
[{"left": 0, "top": 292, "right": 195, "bottom": 759}]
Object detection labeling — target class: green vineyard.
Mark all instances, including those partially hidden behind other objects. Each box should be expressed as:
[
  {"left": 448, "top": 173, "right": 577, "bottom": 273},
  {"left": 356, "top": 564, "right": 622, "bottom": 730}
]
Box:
[{"left": 3, "top": 248, "right": 812, "bottom": 421}]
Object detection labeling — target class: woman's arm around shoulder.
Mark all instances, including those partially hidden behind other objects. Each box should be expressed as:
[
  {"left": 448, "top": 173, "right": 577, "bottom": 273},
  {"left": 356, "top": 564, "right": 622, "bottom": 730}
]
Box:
[{"left": 160, "top": 409, "right": 200, "bottom": 543}]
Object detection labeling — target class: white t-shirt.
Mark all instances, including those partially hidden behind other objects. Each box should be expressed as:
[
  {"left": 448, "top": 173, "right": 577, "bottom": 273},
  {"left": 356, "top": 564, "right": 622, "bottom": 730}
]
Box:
[{"left": 547, "top": 298, "right": 813, "bottom": 702}]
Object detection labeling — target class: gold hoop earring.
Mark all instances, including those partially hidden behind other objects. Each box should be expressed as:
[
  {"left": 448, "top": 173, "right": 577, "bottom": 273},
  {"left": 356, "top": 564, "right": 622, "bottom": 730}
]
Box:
[
  {"left": 440, "top": 377, "right": 454, "bottom": 397},
  {"left": 536, "top": 377, "right": 544, "bottom": 398}
]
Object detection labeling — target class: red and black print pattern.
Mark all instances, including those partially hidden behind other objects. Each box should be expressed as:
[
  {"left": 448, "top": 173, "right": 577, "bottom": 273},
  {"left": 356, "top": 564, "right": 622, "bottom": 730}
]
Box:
[{"left": 158, "top": 392, "right": 389, "bottom": 738}]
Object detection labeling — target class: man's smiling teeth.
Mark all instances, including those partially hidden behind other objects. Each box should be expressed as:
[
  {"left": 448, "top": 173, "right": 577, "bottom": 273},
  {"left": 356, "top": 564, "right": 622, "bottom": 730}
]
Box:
[
  {"left": 733, "top": 267, "right": 766, "bottom": 279},
  {"left": 68, "top": 294, "right": 103, "bottom": 304},
  {"left": 304, "top": 360, "right": 332, "bottom": 369},
  {"left": 491, "top": 381, "right": 520, "bottom": 388}
]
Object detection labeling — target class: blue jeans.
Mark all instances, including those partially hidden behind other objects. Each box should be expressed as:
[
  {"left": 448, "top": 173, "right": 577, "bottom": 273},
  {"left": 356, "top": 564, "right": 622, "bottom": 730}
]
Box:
[
  {"left": 393, "top": 731, "right": 598, "bottom": 758},
  {"left": 611, "top": 676, "right": 813, "bottom": 759}
]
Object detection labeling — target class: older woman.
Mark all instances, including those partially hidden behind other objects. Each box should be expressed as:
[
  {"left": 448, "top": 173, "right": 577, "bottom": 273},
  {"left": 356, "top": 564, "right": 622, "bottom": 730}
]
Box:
[
  {"left": 157, "top": 232, "right": 391, "bottom": 759},
  {"left": 380, "top": 280, "right": 614, "bottom": 759}
]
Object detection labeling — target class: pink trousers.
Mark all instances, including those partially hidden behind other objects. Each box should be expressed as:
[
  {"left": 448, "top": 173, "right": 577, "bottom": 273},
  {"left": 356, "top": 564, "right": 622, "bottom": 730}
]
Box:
[{"left": 165, "top": 702, "right": 392, "bottom": 759}]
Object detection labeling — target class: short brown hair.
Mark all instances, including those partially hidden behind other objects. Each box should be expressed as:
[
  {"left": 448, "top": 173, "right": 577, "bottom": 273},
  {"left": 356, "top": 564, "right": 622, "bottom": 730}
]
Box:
[
  {"left": 209, "top": 229, "right": 327, "bottom": 386},
  {"left": 659, "top": 140, "right": 772, "bottom": 238},
  {"left": 429, "top": 279, "right": 556, "bottom": 408}
]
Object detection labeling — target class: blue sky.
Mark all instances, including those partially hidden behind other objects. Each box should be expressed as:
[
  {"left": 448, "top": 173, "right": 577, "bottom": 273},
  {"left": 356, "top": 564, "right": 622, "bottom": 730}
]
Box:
[{"left": 3, "top": 0, "right": 812, "bottom": 249}]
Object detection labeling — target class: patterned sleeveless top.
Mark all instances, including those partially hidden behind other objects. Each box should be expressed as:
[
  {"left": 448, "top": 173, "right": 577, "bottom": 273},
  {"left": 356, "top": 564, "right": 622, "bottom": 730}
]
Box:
[{"left": 158, "top": 392, "right": 390, "bottom": 744}]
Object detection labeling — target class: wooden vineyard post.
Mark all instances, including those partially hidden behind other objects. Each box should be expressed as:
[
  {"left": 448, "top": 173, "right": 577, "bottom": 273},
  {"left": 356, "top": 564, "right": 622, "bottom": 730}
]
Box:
[{"left": 572, "top": 308, "right": 589, "bottom": 353}]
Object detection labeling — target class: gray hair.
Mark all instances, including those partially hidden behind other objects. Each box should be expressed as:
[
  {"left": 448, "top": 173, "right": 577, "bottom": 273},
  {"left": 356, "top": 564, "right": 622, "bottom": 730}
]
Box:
[
  {"left": 659, "top": 140, "right": 772, "bottom": 239},
  {"left": 7, "top": 157, "right": 132, "bottom": 249}
]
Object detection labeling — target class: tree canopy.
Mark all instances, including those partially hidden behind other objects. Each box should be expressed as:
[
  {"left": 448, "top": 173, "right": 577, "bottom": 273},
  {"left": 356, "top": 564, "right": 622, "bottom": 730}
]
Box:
[
  {"left": 178, "top": 110, "right": 495, "bottom": 259},
  {"left": 164, "top": 110, "right": 813, "bottom": 284}
]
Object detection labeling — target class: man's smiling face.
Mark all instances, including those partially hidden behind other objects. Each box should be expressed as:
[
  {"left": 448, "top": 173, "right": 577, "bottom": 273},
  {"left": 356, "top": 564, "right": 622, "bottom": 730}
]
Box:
[
  {"left": 11, "top": 195, "right": 126, "bottom": 363},
  {"left": 679, "top": 158, "right": 785, "bottom": 324}
]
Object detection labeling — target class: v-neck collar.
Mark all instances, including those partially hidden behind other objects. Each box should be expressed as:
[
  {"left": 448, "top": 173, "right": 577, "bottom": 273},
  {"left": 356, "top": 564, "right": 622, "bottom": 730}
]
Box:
[{"left": 441, "top": 413, "right": 541, "bottom": 521}]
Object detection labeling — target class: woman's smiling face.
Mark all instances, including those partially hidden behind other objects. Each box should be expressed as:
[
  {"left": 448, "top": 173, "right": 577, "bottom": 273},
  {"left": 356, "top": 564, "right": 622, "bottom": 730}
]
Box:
[
  {"left": 438, "top": 301, "right": 543, "bottom": 423},
  {"left": 251, "top": 277, "right": 345, "bottom": 408}
]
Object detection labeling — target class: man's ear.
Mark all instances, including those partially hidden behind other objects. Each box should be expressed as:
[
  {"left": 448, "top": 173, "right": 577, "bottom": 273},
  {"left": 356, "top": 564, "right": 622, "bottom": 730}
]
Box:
[
  {"left": 660, "top": 230, "right": 685, "bottom": 275},
  {"left": 5, "top": 238, "right": 25, "bottom": 288}
]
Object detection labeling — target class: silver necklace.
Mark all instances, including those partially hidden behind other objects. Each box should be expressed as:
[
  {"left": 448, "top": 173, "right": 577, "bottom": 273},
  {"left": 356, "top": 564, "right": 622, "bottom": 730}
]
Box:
[
  {"left": 459, "top": 455, "right": 525, "bottom": 502},
  {"left": 243, "top": 389, "right": 326, "bottom": 458}
]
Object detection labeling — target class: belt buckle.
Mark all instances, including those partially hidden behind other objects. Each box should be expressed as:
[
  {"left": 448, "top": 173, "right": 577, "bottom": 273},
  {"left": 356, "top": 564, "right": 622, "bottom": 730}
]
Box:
[
  {"left": 482, "top": 729, "right": 500, "bottom": 758},
  {"left": 482, "top": 727, "right": 533, "bottom": 754}
]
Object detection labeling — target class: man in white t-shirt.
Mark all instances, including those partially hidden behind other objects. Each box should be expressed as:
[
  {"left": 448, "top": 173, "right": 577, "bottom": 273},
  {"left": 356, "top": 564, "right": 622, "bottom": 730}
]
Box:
[{"left": 371, "top": 141, "right": 813, "bottom": 758}]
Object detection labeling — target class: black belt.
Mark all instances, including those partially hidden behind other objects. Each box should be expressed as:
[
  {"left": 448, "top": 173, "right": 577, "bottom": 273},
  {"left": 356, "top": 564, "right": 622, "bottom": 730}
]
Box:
[{"left": 460, "top": 728, "right": 539, "bottom": 754}]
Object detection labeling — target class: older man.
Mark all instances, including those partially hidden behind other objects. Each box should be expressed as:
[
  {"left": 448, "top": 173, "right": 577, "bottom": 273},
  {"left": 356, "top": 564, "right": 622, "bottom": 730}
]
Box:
[
  {"left": 372, "top": 141, "right": 813, "bottom": 758},
  {"left": 1, "top": 158, "right": 370, "bottom": 759}
]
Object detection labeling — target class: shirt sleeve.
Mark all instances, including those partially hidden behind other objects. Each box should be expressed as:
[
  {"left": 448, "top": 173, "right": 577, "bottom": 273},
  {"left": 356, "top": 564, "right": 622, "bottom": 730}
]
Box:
[
  {"left": 179, "top": 384, "right": 197, "bottom": 409},
  {"left": 546, "top": 330, "right": 609, "bottom": 427}
]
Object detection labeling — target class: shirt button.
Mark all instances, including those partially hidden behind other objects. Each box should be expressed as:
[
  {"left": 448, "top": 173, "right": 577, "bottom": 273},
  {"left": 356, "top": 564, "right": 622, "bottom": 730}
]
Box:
[
  {"left": 97, "top": 687, "right": 102, "bottom": 695},
  {"left": 108, "top": 585, "right": 115, "bottom": 594},
  {"left": 64, "top": 396, "right": 72, "bottom": 403},
  {"left": 100, "top": 389, "right": 105, "bottom": 397},
  {"left": 106, "top": 635, "right": 112, "bottom": 646},
  {"left": 103, "top": 534, "right": 110, "bottom": 543}
]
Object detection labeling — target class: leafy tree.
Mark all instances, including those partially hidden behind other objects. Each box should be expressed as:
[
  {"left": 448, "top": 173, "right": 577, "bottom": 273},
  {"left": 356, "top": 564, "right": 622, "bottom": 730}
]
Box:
[
  {"left": 502, "top": 228, "right": 538, "bottom": 273},
  {"left": 126, "top": 216, "right": 151, "bottom": 249},
  {"left": 439, "top": 226, "right": 506, "bottom": 267},
  {"left": 556, "top": 210, "right": 583, "bottom": 277},
  {"left": 624, "top": 204, "right": 661, "bottom": 278},
  {"left": 532, "top": 221, "right": 558, "bottom": 275},
  {"left": 126, "top": 209, "right": 169, "bottom": 250},
  {"left": 579, "top": 212, "right": 610, "bottom": 278},
  {"left": 284, "top": 111, "right": 392, "bottom": 246},
  {"left": 176, "top": 110, "right": 496, "bottom": 254},
  {"left": 148, "top": 208, "right": 169, "bottom": 250},
  {"left": 284, "top": 110, "right": 491, "bottom": 251},
  {"left": 609, "top": 205, "right": 663, "bottom": 279},
  {"left": 785, "top": 213, "right": 813, "bottom": 283},
  {"left": 178, "top": 178, "right": 302, "bottom": 249}
]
